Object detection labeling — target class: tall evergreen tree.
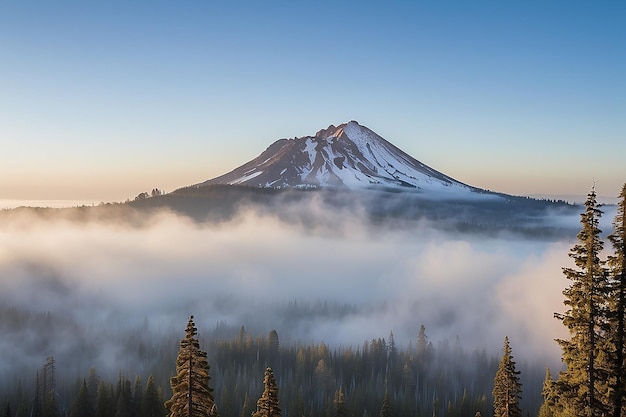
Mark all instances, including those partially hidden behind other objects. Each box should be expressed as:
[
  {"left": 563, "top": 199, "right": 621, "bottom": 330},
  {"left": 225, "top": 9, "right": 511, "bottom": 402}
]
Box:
[
  {"left": 42, "top": 357, "right": 56, "bottom": 405},
  {"left": 379, "top": 388, "right": 392, "bottom": 417},
  {"left": 70, "top": 380, "right": 94, "bottom": 417},
  {"left": 165, "top": 316, "right": 218, "bottom": 417},
  {"left": 333, "top": 387, "right": 349, "bottom": 417},
  {"left": 608, "top": 183, "right": 626, "bottom": 417},
  {"left": 114, "top": 375, "right": 132, "bottom": 417},
  {"left": 417, "top": 325, "right": 428, "bottom": 361},
  {"left": 252, "top": 367, "right": 281, "bottom": 417},
  {"left": 133, "top": 376, "right": 143, "bottom": 417},
  {"left": 142, "top": 375, "right": 166, "bottom": 417},
  {"left": 267, "top": 330, "right": 280, "bottom": 370},
  {"left": 42, "top": 392, "right": 59, "bottom": 417},
  {"left": 87, "top": 368, "right": 100, "bottom": 405},
  {"left": 492, "top": 337, "right": 522, "bottom": 417},
  {"left": 555, "top": 188, "right": 610, "bottom": 417},
  {"left": 537, "top": 368, "right": 556, "bottom": 417},
  {"left": 95, "top": 382, "right": 115, "bottom": 417},
  {"left": 32, "top": 371, "right": 43, "bottom": 417},
  {"left": 42, "top": 357, "right": 58, "bottom": 417}
]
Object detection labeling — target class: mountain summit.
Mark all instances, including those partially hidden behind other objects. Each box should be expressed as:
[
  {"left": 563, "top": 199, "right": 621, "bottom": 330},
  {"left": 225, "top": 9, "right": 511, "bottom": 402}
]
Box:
[{"left": 198, "top": 121, "right": 474, "bottom": 194}]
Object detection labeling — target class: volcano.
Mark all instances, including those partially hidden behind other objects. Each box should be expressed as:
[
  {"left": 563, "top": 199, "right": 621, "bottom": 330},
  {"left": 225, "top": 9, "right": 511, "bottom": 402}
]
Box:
[
  {"left": 130, "top": 121, "right": 576, "bottom": 234},
  {"left": 196, "top": 121, "right": 479, "bottom": 196}
]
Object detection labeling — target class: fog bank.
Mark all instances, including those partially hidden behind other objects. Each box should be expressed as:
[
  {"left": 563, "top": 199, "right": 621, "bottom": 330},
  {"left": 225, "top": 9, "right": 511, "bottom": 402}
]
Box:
[{"left": 0, "top": 200, "right": 580, "bottom": 380}]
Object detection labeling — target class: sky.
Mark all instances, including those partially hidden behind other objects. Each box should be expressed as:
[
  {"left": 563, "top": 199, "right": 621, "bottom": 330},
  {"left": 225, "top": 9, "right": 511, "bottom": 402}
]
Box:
[{"left": 1, "top": 1, "right": 625, "bottom": 204}]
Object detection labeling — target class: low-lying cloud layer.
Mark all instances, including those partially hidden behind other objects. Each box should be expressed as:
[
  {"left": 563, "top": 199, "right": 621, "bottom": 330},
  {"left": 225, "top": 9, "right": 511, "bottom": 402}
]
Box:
[{"left": 1, "top": 200, "right": 581, "bottom": 376}]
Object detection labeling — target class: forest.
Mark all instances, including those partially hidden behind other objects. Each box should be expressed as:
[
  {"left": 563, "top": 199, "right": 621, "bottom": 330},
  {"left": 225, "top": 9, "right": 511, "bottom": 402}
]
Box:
[
  {"left": 1, "top": 183, "right": 625, "bottom": 417},
  {"left": 1, "top": 313, "right": 533, "bottom": 417},
  {"left": 132, "top": 185, "right": 580, "bottom": 238},
  {"left": 1, "top": 185, "right": 579, "bottom": 238}
]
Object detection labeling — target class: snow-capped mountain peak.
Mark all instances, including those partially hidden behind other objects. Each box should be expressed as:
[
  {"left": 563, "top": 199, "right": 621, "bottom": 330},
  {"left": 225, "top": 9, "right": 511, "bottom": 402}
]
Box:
[{"left": 197, "top": 121, "right": 474, "bottom": 194}]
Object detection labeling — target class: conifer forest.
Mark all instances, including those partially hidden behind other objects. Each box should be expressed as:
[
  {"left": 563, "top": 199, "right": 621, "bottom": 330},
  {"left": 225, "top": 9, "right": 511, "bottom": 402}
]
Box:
[{"left": 2, "top": 183, "right": 626, "bottom": 417}]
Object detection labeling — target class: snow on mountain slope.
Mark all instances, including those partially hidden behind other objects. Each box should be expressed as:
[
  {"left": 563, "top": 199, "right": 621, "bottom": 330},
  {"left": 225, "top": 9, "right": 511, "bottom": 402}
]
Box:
[{"left": 197, "top": 121, "right": 480, "bottom": 196}]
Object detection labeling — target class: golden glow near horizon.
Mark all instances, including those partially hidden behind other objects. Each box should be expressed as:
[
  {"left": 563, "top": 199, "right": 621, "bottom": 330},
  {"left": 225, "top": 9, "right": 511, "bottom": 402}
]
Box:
[
  {"left": 1, "top": 129, "right": 623, "bottom": 205},
  {"left": 1, "top": 2, "right": 624, "bottom": 205}
]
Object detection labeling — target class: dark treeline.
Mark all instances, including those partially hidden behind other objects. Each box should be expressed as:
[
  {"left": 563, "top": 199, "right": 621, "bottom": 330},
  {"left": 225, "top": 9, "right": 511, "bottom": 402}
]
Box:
[
  {"left": 1, "top": 309, "right": 546, "bottom": 417},
  {"left": 210, "top": 325, "right": 499, "bottom": 417},
  {"left": 137, "top": 185, "right": 580, "bottom": 238},
  {"left": 1, "top": 185, "right": 581, "bottom": 239}
]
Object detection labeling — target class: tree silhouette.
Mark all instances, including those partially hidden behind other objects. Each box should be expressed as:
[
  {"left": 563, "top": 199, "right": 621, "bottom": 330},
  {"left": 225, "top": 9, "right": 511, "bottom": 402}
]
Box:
[
  {"left": 333, "top": 386, "right": 349, "bottom": 417},
  {"left": 143, "top": 375, "right": 166, "bottom": 417},
  {"left": 252, "top": 367, "right": 281, "bottom": 417},
  {"left": 608, "top": 183, "right": 626, "bottom": 417},
  {"left": 165, "top": 316, "right": 218, "bottom": 417},
  {"left": 492, "top": 337, "right": 522, "bottom": 417},
  {"left": 70, "top": 380, "right": 94, "bottom": 417},
  {"left": 555, "top": 188, "right": 610, "bottom": 417},
  {"left": 379, "top": 387, "right": 392, "bottom": 417}
]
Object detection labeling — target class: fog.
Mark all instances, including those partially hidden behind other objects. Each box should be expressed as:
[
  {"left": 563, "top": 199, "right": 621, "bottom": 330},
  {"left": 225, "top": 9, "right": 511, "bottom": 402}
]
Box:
[{"left": 1, "top": 194, "right": 596, "bottom": 388}]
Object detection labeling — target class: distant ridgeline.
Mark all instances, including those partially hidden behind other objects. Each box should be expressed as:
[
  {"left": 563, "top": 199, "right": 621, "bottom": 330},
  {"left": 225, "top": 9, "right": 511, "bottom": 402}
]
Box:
[
  {"left": 123, "top": 184, "right": 579, "bottom": 238},
  {"left": 0, "top": 183, "right": 579, "bottom": 238}
]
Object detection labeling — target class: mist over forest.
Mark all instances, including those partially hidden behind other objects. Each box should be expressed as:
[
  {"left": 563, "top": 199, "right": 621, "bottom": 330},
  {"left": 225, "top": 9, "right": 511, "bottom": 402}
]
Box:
[{"left": 0, "top": 188, "right": 619, "bottom": 416}]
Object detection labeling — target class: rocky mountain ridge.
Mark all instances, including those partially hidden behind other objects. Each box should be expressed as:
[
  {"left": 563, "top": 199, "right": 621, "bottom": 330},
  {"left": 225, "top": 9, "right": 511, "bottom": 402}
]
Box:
[{"left": 197, "top": 121, "right": 478, "bottom": 196}]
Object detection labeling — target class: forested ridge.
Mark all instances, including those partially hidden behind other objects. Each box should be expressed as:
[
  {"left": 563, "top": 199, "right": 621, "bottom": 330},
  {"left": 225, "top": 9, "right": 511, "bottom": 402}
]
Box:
[
  {"left": 1, "top": 185, "right": 579, "bottom": 239},
  {"left": 1, "top": 311, "right": 543, "bottom": 417}
]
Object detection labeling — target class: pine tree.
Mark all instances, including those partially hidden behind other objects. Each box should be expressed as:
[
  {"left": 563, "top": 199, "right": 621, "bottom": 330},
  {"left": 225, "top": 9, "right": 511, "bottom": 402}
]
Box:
[
  {"left": 492, "top": 337, "right": 522, "bottom": 417},
  {"left": 333, "top": 386, "right": 349, "bottom": 417},
  {"left": 252, "top": 367, "right": 281, "bottom": 417},
  {"left": 143, "top": 375, "right": 166, "bottom": 417},
  {"left": 417, "top": 325, "right": 428, "bottom": 361},
  {"left": 537, "top": 369, "right": 555, "bottom": 417},
  {"left": 165, "top": 316, "right": 218, "bottom": 417},
  {"left": 267, "top": 330, "right": 280, "bottom": 370},
  {"left": 32, "top": 371, "right": 43, "bottom": 417},
  {"left": 95, "top": 382, "right": 115, "bottom": 417},
  {"left": 14, "top": 381, "right": 31, "bottom": 417},
  {"left": 114, "top": 375, "right": 132, "bottom": 417},
  {"left": 555, "top": 188, "right": 610, "bottom": 417},
  {"left": 70, "top": 380, "right": 94, "bottom": 417},
  {"left": 608, "top": 183, "right": 626, "bottom": 417},
  {"left": 87, "top": 368, "right": 100, "bottom": 405},
  {"left": 14, "top": 382, "right": 29, "bottom": 417},
  {"left": 379, "top": 388, "right": 392, "bottom": 417},
  {"left": 42, "top": 392, "right": 59, "bottom": 417},
  {"left": 133, "top": 376, "right": 143, "bottom": 417},
  {"left": 42, "top": 357, "right": 58, "bottom": 417}
]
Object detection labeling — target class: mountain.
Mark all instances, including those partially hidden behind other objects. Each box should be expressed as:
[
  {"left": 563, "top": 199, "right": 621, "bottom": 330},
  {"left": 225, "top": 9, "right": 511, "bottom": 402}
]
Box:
[
  {"left": 117, "top": 120, "right": 577, "bottom": 237},
  {"left": 1, "top": 120, "right": 578, "bottom": 237},
  {"left": 197, "top": 121, "right": 478, "bottom": 196}
]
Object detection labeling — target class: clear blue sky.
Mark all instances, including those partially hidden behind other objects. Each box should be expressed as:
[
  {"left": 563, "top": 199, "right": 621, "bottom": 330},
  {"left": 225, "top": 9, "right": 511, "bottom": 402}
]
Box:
[{"left": 1, "top": 1, "right": 624, "bottom": 203}]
